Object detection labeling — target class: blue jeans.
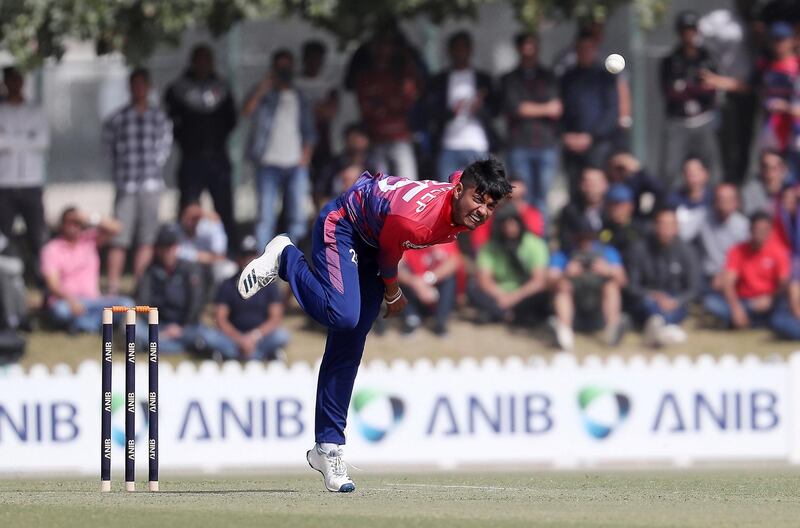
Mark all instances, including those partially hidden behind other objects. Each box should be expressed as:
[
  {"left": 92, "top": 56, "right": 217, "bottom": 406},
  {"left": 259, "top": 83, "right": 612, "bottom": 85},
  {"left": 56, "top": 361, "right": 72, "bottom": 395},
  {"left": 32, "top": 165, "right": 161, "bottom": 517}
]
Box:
[
  {"left": 255, "top": 165, "right": 310, "bottom": 247},
  {"left": 769, "top": 297, "right": 800, "bottom": 340},
  {"left": 507, "top": 147, "right": 559, "bottom": 221},
  {"left": 50, "top": 296, "right": 134, "bottom": 333},
  {"left": 202, "top": 327, "right": 291, "bottom": 360},
  {"left": 703, "top": 293, "right": 772, "bottom": 328},
  {"left": 634, "top": 295, "right": 688, "bottom": 325},
  {"left": 278, "top": 199, "right": 384, "bottom": 444},
  {"left": 437, "top": 149, "right": 487, "bottom": 182},
  {"left": 136, "top": 321, "right": 223, "bottom": 355}
]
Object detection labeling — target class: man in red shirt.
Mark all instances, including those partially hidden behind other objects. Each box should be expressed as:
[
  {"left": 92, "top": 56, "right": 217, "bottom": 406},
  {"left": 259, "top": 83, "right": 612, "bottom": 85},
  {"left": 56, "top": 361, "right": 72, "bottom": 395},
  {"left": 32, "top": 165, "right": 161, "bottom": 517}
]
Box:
[
  {"left": 703, "top": 212, "right": 789, "bottom": 328},
  {"left": 238, "top": 158, "right": 511, "bottom": 492}
]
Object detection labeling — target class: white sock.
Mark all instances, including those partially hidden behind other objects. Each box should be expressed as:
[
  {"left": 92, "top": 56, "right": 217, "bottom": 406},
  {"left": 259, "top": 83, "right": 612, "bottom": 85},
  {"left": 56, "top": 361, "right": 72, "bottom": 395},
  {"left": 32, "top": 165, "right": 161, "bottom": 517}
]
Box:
[{"left": 318, "top": 442, "right": 339, "bottom": 453}]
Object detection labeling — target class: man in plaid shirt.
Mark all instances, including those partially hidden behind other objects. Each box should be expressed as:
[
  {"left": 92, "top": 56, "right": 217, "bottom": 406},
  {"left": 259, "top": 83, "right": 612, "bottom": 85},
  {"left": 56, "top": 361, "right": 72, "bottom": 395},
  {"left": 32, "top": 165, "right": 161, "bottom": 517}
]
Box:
[{"left": 103, "top": 67, "right": 172, "bottom": 295}]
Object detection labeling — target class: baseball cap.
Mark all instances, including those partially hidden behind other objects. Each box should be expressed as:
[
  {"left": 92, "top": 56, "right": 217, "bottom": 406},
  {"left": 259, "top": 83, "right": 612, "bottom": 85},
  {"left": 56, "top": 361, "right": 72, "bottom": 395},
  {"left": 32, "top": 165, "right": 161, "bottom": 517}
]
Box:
[
  {"left": 770, "top": 22, "right": 794, "bottom": 41},
  {"left": 607, "top": 184, "right": 634, "bottom": 204},
  {"left": 675, "top": 10, "right": 699, "bottom": 31},
  {"left": 154, "top": 224, "right": 180, "bottom": 247},
  {"left": 238, "top": 234, "right": 260, "bottom": 256}
]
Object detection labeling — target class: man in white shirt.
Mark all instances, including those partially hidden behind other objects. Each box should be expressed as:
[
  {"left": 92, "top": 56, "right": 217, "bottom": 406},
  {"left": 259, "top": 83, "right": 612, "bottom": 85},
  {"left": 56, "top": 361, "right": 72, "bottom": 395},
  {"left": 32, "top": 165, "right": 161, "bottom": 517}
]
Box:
[
  {"left": 0, "top": 66, "right": 50, "bottom": 269},
  {"left": 243, "top": 49, "right": 316, "bottom": 247},
  {"left": 426, "top": 31, "right": 496, "bottom": 182}
]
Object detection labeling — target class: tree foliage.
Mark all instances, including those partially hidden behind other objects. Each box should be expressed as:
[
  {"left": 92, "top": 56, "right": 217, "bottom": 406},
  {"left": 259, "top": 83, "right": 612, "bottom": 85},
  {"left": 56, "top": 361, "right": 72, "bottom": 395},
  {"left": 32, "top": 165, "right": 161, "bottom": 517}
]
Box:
[{"left": 0, "top": 0, "right": 667, "bottom": 68}]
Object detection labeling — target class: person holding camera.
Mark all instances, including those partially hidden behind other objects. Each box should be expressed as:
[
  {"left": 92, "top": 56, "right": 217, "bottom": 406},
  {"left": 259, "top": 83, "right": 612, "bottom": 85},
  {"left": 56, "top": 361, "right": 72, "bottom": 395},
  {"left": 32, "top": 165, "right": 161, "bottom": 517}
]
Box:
[{"left": 547, "top": 216, "right": 627, "bottom": 350}]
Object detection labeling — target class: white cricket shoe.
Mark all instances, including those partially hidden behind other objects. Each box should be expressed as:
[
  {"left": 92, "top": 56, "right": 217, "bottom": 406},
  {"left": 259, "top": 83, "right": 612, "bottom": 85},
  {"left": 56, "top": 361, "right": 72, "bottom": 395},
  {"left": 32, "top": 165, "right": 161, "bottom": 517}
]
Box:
[
  {"left": 306, "top": 444, "right": 356, "bottom": 493},
  {"left": 238, "top": 234, "right": 293, "bottom": 299},
  {"left": 548, "top": 316, "right": 574, "bottom": 351}
]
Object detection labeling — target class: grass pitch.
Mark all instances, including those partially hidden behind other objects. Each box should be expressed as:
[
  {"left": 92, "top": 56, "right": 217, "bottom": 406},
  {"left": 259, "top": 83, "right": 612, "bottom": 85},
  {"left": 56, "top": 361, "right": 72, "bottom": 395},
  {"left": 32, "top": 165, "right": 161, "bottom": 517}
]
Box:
[{"left": 2, "top": 468, "right": 799, "bottom": 527}]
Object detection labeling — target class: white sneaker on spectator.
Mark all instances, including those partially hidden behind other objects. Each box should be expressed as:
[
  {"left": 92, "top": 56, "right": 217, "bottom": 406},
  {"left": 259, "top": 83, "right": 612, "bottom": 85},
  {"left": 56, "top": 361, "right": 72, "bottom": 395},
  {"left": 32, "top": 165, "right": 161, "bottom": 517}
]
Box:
[
  {"left": 548, "top": 316, "right": 574, "bottom": 351},
  {"left": 658, "top": 324, "right": 687, "bottom": 346},
  {"left": 306, "top": 444, "right": 356, "bottom": 493},
  {"left": 238, "top": 234, "right": 293, "bottom": 299},
  {"left": 643, "top": 314, "right": 665, "bottom": 348}
]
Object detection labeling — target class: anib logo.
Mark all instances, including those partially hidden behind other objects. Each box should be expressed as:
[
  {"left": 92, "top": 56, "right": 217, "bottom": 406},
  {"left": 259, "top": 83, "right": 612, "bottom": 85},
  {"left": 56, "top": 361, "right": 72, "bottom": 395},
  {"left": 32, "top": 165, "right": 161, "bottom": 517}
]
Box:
[
  {"left": 110, "top": 392, "right": 149, "bottom": 447},
  {"left": 351, "top": 389, "right": 405, "bottom": 442},
  {"left": 578, "top": 386, "right": 630, "bottom": 439}
]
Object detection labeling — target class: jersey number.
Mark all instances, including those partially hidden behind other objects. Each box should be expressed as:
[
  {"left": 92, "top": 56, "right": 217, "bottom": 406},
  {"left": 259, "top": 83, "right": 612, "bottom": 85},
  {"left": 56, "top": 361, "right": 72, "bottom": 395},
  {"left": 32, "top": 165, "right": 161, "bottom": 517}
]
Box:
[{"left": 349, "top": 248, "right": 358, "bottom": 265}]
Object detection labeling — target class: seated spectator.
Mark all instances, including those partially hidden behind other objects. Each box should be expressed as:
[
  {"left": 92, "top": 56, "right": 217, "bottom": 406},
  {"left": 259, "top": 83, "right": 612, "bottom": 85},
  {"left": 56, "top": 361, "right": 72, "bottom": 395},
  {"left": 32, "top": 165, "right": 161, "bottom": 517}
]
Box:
[
  {"left": 175, "top": 202, "right": 235, "bottom": 285},
  {"left": 548, "top": 217, "right": 627, "bottom": 350},
  {"left": 0, "top": 232, "right": 28, "bottom": 330},
  {"left": 471, "top": 205, "right": 549, "bottom": 325},
  {"left": 136, "top": 224, "right": 214, "bottom": 354},
  {"left": 599, "top": 183, "right": 646, "bottom": 263},
  {"left": 773, "top": 269, "right": 800, "bottom": 340},
  {"left": 471, "top": 175, "right": 544, "bottom": 251},
  {"left": 41, "top": 207, "right": 132, "bottom": 333},
  {"left": 605, "top": 151, "right": 664, "bottom": 220},
  {"left": 698, "top": 184, "right": 749, "bottom": 288},
  {"left": 557, "top": 166, "right": 607, "bottom": 252},
  {"left": 398, "top": 242, "right": 460, "bottom": 336},
  {"left": 316, "top": 123, "right": 375, "bottom": 204},
  {"left": 209, "top": 236, "right": 290, "bottom": 361},
  {"left": 703, "top": 212, "right": 789, "bottom": 329},
  {"left": 627, "top": 208, "right": 699, "bottom": 347},
  {"left": 742, "top": 150, "right": 792, "bottom": 216},
  {"left": 668, "top": 156, "right": 713, "bottom": 242},
  {"left": 773, "top": 183, "right": 800, "bottom": 255}
]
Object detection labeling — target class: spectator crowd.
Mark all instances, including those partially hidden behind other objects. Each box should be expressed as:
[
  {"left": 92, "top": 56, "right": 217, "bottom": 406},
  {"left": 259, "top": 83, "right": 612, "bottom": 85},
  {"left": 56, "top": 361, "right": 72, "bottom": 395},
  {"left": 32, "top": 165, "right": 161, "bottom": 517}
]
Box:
[{"left": 4, "top": 5, "right": 800, "bottom": 360}]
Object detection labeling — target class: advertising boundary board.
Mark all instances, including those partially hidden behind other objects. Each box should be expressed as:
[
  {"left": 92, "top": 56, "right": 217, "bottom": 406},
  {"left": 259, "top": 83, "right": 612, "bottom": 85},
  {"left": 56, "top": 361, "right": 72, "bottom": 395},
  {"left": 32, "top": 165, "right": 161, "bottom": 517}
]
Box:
[{"left": 0, "top": 353, "right": 799, "bottom": 475}]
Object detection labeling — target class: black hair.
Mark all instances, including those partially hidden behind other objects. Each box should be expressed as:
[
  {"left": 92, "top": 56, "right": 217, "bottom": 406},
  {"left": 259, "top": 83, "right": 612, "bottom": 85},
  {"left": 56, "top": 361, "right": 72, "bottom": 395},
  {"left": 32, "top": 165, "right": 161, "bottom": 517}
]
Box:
[
  {"left": 129, "top": 67, "right": 150, "bottom": 84},
  {"left": 2, "top": 66, "right": 21, "bottom": 81},
  {"left": 190, "top": 44, "right": 212, "bottom": 62},
  {"left": 576, "top": 28, "right": 595, "bottom": 43},
  {"left": 514, "top": 31, "right": 537, "bottom": 49},
  {"left": 653, "top": 206, "right": 677, "bottom": 219},
  {"left": 682, "top": 155, "right": 708, "bottom": 170},
  {"left": 60, "top": 206, "right": 79, "bottom": 224},
  {"left": 344, "top": 122, "right": 368, "bottom": 138},
  {"left": 272, "top": 48, "right": 294, "bottom": 65},
  {"left": 448, "top": 30, "right": 472, "bottom": 50},
  {"left": 302, "top": 40, "right": 327, "bottom": 58},
  {"left": 460, "top": 158, "right": 512, "bottom": 201},
  {"left": 749, "top": 211, "right": 772, "bottom": 226},
  {"left": 760, "top": 148, "right": 785, "bottom": 163}
]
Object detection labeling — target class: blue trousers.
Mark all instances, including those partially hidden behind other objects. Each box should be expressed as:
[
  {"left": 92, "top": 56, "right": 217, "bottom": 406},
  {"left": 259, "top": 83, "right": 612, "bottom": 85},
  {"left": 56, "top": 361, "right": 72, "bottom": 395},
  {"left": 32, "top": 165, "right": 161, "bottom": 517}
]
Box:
[
  {"left": 279, "top": 199, "right": 384, "bottom": 444},
  {"left": 255, "top": 164, "right": 310, "bottom": 247},
  {"left": 507, "top": 146, "right": 558, "bottom": 221},
  {"left": 633, "top": 295, "right": 688, "bottom": 325},
  {"left": 50, "top": 295, "right": 134, "bottom": 333}
]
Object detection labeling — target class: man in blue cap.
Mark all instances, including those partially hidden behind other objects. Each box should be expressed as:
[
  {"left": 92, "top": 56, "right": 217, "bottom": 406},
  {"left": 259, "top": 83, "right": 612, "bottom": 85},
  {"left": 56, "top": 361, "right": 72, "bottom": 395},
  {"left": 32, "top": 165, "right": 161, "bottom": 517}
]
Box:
[{"left": 600, "top": 183, "right": 646, "bottom": 263}]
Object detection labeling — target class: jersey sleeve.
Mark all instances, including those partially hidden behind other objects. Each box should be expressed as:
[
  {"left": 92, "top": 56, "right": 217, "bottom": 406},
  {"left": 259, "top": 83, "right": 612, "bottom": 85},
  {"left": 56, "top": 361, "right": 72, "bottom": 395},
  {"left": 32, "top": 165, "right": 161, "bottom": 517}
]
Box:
[{"left": 377, "top": 214, "right": 429, "bottom": 285}]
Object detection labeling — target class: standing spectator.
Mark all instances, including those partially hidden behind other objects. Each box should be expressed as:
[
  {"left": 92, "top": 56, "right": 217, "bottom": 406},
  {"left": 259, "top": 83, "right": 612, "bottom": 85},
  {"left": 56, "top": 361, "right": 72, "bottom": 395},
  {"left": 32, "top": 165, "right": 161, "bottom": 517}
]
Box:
[
  {"left": 427, "top": 31, "right": 496, "bottom": 182},
  {"left": 668, "top": 157, "right": 713, "bottom": 243},
  {"left": 471, "top": 175, "right": 544, "bottom": 251},
  {"left": 243, "top": 49, "right": 316, "bottom": 247},
  {"left": 660, "top": 11, "right": 742, "bottom": 187},
  {"left": 605, "top": 151, "right": 665, "bottom": 220},
  {"left": 758, "top": 22, "right": 799, "bottom": 161},
  {"left": 627, "top": 208, "right": 699, "bottom": 347},
  {"left": 316, "top": 123, "right": 376, "bottom": 204},
  {"left": 742, "top": 149, "right": 792, "bottom": 216},
  {"left": 557, "top": 167, "right": 608, "bottom": 252},
  {"left": 41, "top": 207, "right": 131, "bottom": 333},
  {"left": 560, "top": 31, "right": 620, "bottom": 197},
  {"left": 136, "top": 225, "right": 214, "bottom": 354},
  {"left": 353, "top": 31, "right": 421, "bottom": 180},
  {"left": 104, "top": 67, "right": 172, "bottom": 295},
  {"left": 548, "top": 217, "right": 627, "bottom": 350},
  {"left": 599, "top": 183, "right": 646, "bottom": 263},
  {"left": 0, "top": 66, "right": 49, "bottom": 269},
  {"left": 699, "top": 8, "right": 758, "bottom": 186},
  {"left": 398, "top": 242, "right": 460, "bottom": 336},
  {"left": 698, "top": 184, "right": 750, "bottom": 288},
  {"left": 209, "top": 236, "right": 290, "bottom": 361},
  {"left": 175, "top": 202, "right": 235, "bottom": 287},
  {"left": 501, "top": 32, "right": 561, "bottom": 217},
  {"left": 472, "top": 205, "right": 549, "bottom": 325},
  {"left": 703, "top": 212, "right": 789, "bottom": 329},
  {"left": 164, "top": 45, "right": 238, "bottom": 250},
  {"left": 296, "top": 40, "right": 339, "bottom": 189}
]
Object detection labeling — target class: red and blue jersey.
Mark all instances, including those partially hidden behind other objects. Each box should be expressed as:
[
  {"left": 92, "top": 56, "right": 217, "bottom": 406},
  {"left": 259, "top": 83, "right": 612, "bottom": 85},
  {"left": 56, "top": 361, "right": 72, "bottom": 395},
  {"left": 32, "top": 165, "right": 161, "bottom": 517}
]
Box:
[{"left": 341, "top": 171, "right": 468, "bottom": 284}]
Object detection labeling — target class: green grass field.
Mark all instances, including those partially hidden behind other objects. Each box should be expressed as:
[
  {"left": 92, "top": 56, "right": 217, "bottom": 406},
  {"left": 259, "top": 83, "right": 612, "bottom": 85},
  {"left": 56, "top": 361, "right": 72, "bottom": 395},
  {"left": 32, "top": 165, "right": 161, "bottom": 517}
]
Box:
[{"left": 2, "top": 468, "right": 799, "bottom": 527}]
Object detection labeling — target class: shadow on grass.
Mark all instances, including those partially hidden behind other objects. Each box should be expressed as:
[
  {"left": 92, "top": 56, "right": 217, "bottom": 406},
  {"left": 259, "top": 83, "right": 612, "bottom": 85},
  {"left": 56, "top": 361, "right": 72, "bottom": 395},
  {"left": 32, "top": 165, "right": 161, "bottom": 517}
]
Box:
[{"left": 157, "top": 489, "right": 299, "bottom": 494}]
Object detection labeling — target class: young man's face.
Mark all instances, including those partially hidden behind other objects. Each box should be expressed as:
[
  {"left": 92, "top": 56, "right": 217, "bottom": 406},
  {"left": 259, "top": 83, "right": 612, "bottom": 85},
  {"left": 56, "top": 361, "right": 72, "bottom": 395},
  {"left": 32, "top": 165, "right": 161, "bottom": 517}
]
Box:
[
  {"left": 452, "top": 184, "right": 502, "bottom": 230},
  {"left": 130, "top": 75, "right": 149, "bottom": 104},
  {"left": 654, "top": 211, "right": 678, "bottom": 246},
  {"left": 751, "top": 220, "right": 772, "bottom": 248}
]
